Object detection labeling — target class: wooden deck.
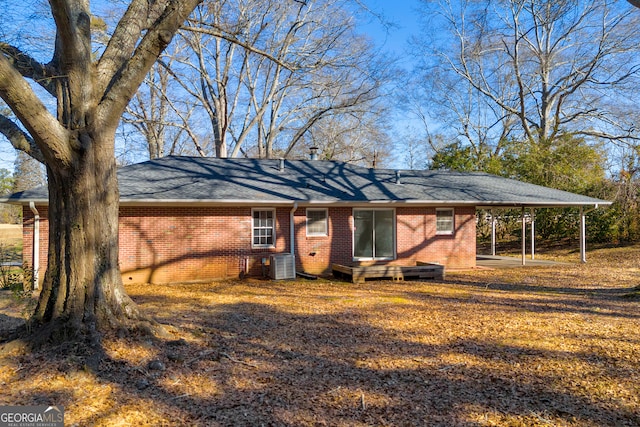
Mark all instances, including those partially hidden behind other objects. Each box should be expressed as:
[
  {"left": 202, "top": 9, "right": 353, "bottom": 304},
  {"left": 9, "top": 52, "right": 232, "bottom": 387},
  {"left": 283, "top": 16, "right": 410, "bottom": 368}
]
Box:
[{"left": 332, "top": 262, "right": 445, "bottom": 283}]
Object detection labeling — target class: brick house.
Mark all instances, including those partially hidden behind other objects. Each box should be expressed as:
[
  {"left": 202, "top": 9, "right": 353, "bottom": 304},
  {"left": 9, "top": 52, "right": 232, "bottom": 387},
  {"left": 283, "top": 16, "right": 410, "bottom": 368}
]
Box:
[{"left": 3, "top": 156, "right": 609, "bottom": 284}]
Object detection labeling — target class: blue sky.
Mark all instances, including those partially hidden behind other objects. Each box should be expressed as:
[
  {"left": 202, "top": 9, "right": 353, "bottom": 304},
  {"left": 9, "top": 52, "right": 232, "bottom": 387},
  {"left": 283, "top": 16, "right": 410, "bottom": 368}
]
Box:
[
  {"left": 0, "top": 141, "right": 15, "bottom": 172},
  {"left": 360, "top": 0, "right": 422, "bottom": 68},
  {"left": 360, "top": 0, "right": 426, "bottom": 168}
]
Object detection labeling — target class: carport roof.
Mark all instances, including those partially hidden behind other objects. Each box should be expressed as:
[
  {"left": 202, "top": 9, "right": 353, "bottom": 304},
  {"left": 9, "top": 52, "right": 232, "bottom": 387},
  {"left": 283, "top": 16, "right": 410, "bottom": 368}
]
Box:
[{"left": 2, "top": 156, "right": 611, "bottom": 208}]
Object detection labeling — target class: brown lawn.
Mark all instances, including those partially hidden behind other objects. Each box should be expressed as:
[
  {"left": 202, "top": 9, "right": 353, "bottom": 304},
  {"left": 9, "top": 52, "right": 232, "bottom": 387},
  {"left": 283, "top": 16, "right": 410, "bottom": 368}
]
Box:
[
  {"left": 0, "top": 224, "right": 22, "bottom": 241},
  {"left": 0, "top": 245, "right": 639, "bottom": 426},
  {"left": 0, "top": 224, "right": 22, "bottom": 264}
]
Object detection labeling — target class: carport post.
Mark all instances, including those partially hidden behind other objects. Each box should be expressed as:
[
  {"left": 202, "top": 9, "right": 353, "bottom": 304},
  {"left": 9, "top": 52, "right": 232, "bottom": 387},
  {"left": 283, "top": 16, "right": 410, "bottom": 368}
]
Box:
[
  {"left": 531, "top": 209, "right": 535, "bottom": 260},
  {"left": 521, "top": 207, "right": 526, "bottom": 266},
  {"left": 580, "top": 206, "right": 586, "bottom": 263},
  {"left": 491, "top": 209, "right": 496, "bottom": 256},
  {"left": 579, "top": 205, "right": 600, "bottom": 263}
]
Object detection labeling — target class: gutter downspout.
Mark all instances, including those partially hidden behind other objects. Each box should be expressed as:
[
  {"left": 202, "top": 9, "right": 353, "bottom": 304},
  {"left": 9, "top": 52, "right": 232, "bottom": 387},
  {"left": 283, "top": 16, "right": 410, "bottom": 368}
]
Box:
[
  {"left": 29, "top": 202, "right": 39, "bottom": 290},
  {"left": 290, "top": 202, "right": 298, "bottom": 277}
]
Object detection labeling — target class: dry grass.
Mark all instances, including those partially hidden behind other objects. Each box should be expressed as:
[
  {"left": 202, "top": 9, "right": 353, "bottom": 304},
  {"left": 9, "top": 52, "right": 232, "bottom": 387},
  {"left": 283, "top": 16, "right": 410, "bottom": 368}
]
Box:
[
  {"left": 0, "top": 224, "right": 21, "bottom": 240},
  {"left": 0, "top": 245, "right": 639, "bottom": 426},
  {"left": 0, "top": 224, "right": 22, "bottom": 263}
]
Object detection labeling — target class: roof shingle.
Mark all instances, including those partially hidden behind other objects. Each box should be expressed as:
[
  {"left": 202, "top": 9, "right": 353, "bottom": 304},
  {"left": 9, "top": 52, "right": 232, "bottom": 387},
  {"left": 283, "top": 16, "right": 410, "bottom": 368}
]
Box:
[{"left": 2, "top": 156, "right": 610, "bottom": 207}]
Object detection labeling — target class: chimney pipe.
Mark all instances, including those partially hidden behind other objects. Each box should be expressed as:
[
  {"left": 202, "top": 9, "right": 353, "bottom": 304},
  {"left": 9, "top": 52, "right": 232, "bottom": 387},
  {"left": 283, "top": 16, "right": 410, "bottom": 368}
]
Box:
[
  {"left": 279, "top": 158, "right": 285, "bottom": 171},
  {"left": 395, "top": 170, "right": 401, "bottom": 184},
  {"left": 309, "top": 146, "right": 319, "bottom": 160}
]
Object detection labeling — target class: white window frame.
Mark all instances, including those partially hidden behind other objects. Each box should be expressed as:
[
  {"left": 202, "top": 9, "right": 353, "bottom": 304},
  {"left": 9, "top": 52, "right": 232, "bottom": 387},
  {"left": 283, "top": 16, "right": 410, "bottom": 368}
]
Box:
[
  {"left": 436, "top": 208, "right": 455, "bottom": 235},
  {"left": 306, "top": 208, "right": 328, "bottom": 237},
  {"left": 352, "top": 208, "right": 396, "bottom": 261},
  {"left": 252, "top": 208, "right": 276, "bottom": 248}
]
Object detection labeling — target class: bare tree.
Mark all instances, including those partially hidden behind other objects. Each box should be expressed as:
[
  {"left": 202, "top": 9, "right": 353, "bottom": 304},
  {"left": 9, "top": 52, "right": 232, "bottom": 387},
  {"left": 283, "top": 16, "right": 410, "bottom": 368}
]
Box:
[
  {"left": 290, "top": 112, "right": 392, "bottom": 166},
  {"left": 414, "top": 0, "right": 640, "bottom": 163},
  {"left": 156, "top": 0, "right": 388, "bottom": 159},
  {"left": 0, "top": 168, "right": 19, "bottom": 224},
  {"left": 403, "top": 66, "right": 515, "bottom": 170},
  {"left": 0, "top": 0, "right": 201, "bottom": 340},
  {"left": 125, "top": 63, "right": 174, "bottom": 159},
  {"left": 13, "top": 150, "right": 46, "bottom": 192},
  {"left": 123, "top": 58, "right": 207, "bottom": 159}
]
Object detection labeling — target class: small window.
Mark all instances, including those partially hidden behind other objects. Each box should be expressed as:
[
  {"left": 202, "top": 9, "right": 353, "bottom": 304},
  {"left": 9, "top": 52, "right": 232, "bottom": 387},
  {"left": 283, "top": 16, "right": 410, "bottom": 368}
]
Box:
[
  {"left": 436, "top": 208, "right": 454, "bottom": 235},
  {"left": 306, "top": 209, "right": 328, "bottom": 236},
  {"left": 252, "top": 209, "right": 275, "bottom": 247}
]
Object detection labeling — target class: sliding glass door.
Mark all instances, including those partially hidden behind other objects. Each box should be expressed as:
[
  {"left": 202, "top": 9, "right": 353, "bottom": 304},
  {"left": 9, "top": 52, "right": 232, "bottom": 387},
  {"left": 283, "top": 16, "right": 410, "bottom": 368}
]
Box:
[{"left": 353, "top": 209, "right": 395, "bottom": 259}]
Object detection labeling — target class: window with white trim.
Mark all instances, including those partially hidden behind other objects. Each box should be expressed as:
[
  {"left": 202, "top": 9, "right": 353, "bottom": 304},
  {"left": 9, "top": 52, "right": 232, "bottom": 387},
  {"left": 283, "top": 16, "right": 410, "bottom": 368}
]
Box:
[
  {"left": 252, "top": 209, "right": 275, "bottom": 247},
  {"left": 353, "top": 209, "right": 395, "bottom": 259},
  {"left": 306, "top": 208, "right": 328, "bottom": 236},
  {"left": 436, "top": 208, "right": 454, "bottom": 235}
]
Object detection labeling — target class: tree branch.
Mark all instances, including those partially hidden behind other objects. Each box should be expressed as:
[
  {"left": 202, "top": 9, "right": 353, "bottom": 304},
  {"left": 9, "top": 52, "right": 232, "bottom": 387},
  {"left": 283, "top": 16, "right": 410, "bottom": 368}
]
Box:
[
  {"left": 97, "top": 0, "right": 169, "bottom": 95},
  {"left": 0, "top": 54, "right": 71, "bottom": 165},
  {"left": 97, "top": 0, "right": 202, "bottom": 129},
  {"left": 283, "top": 86, "right": 378, "bottom": 157},
  {"left": 183, "top": 22, "right": 296, "bottom": 72},
  {"left": 0, "top": 43, "right": 57, "bottom": 96},
  {"left": 48, "top": 0, "right": 92, "bottom": 68},
  {"left": 0, "top": 115, "right": 45, "bottom": 163},
  {"left": 576, "top": 129, "right": 640, "bottom": 142},
  {"left": 48, "top": 0, "right": 96, "bottom": 129}
]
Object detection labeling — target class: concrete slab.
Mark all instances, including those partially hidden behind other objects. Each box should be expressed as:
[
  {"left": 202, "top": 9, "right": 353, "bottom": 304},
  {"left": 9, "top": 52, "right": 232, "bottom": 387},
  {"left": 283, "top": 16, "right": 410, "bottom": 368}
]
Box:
[{"left": 475, "top": 255, "right": 569, "bottom": 269}]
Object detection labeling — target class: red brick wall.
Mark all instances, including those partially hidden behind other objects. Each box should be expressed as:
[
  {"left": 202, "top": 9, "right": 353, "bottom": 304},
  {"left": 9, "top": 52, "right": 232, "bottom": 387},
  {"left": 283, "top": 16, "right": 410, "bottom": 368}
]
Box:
[
  {"left": 118, "top": 206, "right": 292, "bottom": 283},
  {"left": 22, "top": 204, "right": 477, "bottom": 283},
  {"left": 22, "top": 206, "right": 49, "bottom": 284},
  {"left": 294, "top": 207, "right": 352, "bottom": 275},
  {"left": 293, "top": 206, "right": 476, "bottom": 274},
  {"left": 395, "top": 206, "right": 476, "bottom": 268}
]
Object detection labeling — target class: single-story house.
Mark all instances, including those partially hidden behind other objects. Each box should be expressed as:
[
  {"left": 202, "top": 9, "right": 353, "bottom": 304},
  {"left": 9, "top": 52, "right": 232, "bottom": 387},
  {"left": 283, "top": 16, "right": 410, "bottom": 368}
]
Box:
[{"left": 2, "top": 156, "right": 610, "bottom": 284}]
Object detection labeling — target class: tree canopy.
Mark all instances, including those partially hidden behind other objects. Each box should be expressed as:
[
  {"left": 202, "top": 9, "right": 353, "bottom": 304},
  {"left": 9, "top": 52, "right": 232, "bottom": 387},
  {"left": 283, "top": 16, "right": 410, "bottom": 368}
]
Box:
[
  {"left": 121, "top": 0, "right": 392, "bottom": 165},
  {"left": 406, "top": 0, "right": 640, "bottom": 165}
]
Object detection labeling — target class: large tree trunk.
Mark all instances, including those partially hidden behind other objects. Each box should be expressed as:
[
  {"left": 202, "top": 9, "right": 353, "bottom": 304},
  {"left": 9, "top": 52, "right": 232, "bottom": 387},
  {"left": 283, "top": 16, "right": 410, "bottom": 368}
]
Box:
[
  {"left": 0, "top": 0, "right": 201, "bottom": 343},
  {"left": 33, "top": 130, "right": 142, "bottom": 337}
]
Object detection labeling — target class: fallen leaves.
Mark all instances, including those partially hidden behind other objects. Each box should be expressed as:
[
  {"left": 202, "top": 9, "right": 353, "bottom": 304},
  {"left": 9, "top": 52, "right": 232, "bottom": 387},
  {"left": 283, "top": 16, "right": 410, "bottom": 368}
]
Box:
[{"left": 0, "top": 245, "right": 639, "bottom": 426}]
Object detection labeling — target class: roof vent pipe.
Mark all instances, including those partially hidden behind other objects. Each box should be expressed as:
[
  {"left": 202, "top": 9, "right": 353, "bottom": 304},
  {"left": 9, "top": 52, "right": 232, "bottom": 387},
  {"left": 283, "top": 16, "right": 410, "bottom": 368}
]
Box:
[
  {"left": 279, "top": 158, "right": 285, "bottom": 171},
  {"left": 309, "top": 146, "right": 319, "bottom": 160},
  {"left": 395, "top": 170, "right": 401, "bottom": 184}
]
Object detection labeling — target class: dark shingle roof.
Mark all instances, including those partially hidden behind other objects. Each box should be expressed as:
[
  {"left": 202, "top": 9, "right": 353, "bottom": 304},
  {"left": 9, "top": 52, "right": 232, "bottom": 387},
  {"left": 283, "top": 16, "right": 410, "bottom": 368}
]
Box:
[{"left": 2, "top": 156, "right": 610, "bottom": 207}]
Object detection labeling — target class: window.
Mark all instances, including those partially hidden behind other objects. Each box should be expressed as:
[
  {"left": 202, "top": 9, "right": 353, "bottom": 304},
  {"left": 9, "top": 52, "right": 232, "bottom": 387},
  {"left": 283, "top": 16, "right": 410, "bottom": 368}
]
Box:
[
  {"left": 436, "top": 208, "right": 454, "bottom": 235},
  {"left": 353, "top": 209, "right": 395, "bottom": 259},
  {"left": 306, "top": 209, "right": 328, "bottom": 236},
  {"left": 252, "top": 209, "right": 275, "bottom": 247}
]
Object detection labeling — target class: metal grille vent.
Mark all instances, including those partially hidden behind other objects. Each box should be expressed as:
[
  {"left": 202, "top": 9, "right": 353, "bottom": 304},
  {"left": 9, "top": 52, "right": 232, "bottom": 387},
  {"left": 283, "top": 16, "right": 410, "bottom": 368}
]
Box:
[{"left": 269, "top": 253, "right": 295, "bottom": 280}]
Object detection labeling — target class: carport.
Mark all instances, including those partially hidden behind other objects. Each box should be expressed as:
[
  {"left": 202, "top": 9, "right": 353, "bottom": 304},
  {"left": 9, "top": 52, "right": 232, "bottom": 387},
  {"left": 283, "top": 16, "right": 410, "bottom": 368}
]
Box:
[{"left": 478, "top": 204, "right": 607, "bottom": 266}]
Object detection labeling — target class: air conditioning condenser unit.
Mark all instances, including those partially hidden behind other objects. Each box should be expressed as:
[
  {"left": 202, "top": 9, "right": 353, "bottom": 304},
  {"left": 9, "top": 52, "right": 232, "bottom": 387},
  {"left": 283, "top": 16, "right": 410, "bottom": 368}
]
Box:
[{"left": 269, "top": 253, "right": 296, "bottom": 280}]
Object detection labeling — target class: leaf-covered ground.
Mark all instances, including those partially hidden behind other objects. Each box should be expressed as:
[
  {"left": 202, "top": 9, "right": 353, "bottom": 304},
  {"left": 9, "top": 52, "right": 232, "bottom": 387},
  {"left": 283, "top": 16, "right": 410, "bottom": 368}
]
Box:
[{"left": 0, "top": 245, "right": 639, "bottom": 426}]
